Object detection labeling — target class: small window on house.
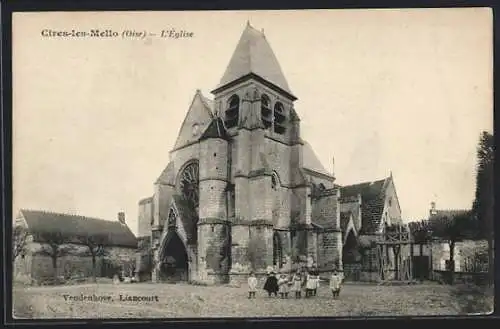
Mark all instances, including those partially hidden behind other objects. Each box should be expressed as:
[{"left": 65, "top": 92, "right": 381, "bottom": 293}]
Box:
[
  {"left": 211, "top": 225, "right": 215, "bottom": 232},
  {"left": 273, "top": 102, "right": 286, "bottom": 134},
  {"left": 225, "top": 95, "right": 240, "bottom": 129},
  {"left": 261, "top": 94, "right": 272, "bottom": 129}
]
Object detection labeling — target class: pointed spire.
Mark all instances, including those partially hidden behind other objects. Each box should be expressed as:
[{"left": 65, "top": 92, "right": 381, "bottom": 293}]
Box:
[{"left": 213, "top": 23, "right": 295, "bottom": 99}]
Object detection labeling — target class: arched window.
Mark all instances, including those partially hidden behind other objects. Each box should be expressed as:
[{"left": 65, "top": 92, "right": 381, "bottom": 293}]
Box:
[
  {"left": 273, "top": 102, "right": 286, "bottom": 134},
  {"left": 271, "top": 171, "right": 279, "bottom": 190},
  {"left": 273, "top": 232, "right": 283, "bottom": 268},
  {"left": 179, "top": 161, "right": 199, "bottom": 211},
  {"left": 261, "top": 94, "right": 272, "bottom": 129},
  {"left": 224, "top": 95, "right": 239, "bottom": 129}
]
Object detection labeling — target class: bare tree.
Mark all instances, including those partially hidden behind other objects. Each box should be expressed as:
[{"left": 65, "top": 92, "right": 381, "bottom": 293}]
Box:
[
  {"left": 13, "top": 225, "right": 29, "bottom": 260},
  {"left": 34, "top": 231, "right": 75, "bottom": 281},
  {"left": 76, "top": 233, "right": 109, "bottom": 282}
]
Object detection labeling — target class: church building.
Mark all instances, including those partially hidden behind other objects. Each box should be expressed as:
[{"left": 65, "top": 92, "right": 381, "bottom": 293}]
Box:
[
  {"left": 137, "top": 23, "right": 403, "bottom": 284},
  {"left": 137, "top": 22, "right": 343, "bottom": 283}
]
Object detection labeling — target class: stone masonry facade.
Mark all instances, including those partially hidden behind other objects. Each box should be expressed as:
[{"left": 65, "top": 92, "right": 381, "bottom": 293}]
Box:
[{"left": 138, "top": 24, "right": 344, "bottom": 284}]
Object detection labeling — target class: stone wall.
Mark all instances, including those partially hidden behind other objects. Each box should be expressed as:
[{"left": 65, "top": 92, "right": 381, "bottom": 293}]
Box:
[
  {"left": 27, "top": 242, "right": 136, "bottom": 282},
  {"left": 197, "top": 222, "right": 231, "bottom": 283},
  {"left": 320, "top": 231, "right": 342, "bottom": 270},
  {"left": 430, "top": 240, "right": 488, "bottom": 272},
  {"left": 138, "top": 197, "right": 153, "bottom": 238}
]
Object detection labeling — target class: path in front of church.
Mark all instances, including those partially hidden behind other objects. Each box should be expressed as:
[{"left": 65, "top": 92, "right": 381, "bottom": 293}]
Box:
[{"left": 13, "top": 280, "right": 491, "bottom": 318}]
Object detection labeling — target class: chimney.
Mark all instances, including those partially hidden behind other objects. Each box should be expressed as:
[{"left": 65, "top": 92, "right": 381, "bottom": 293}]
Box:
[
  {"left": 118, "top": 212, "right": 126, "bottom": 225},
  {"left": 430, "top": 202, "right": 437, "bottom": 216}
]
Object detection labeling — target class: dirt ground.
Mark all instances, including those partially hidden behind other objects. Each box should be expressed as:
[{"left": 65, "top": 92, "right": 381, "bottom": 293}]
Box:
[{"left": 12, "top": 281, "right": 493, "bottom": 319}]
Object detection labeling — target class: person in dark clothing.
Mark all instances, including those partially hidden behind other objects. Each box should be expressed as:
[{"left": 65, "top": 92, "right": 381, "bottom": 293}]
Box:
[{"left": 263, "top": 271, "right": 279, "bottom": 297}]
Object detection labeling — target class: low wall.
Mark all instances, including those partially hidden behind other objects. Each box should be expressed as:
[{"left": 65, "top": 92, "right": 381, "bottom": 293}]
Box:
[{"left": 432, "top": 270, "right": 489, "bottom": 285}]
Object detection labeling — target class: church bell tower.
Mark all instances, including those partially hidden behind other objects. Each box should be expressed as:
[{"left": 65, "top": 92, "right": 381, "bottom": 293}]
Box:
[{"left": 210, "top": 22, "right": 302, "bottom": 272}]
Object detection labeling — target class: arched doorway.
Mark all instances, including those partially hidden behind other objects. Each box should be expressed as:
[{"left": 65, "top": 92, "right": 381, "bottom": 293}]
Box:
[
  {"left": 273, "top": 232, "right": 283, "bottom": 269},
  {"left": 342, "top": 230, "right": 361, "bottom": 281},
  {"left": 159, "top": 230, "right": 189, "bottom": 282}
]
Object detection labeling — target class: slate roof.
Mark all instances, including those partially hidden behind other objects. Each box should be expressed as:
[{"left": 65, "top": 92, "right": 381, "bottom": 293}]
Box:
[
  {"left": 215, "top": 23, "right": 294, "bottom": 97},
  {"left": 340, "top": 178, "right": 389, "bottom": 234},
  {"left": 19, "top": 209, "right": 138, "bottom": 248},
  {"left": 302, "top": 141, "right": 332, "bottom": 178}
]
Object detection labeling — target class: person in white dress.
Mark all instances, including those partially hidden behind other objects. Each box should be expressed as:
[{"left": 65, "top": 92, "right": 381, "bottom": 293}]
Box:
[
  {"left": 329, "top": 270, "right": 342, "bottom": 299},
  {"left": 278, "top": 274, "right": 289, "bottom": 299},
  {"left": 291, "top": 270, "right": 302, "bottom": 299},
  {"left": 305, "top": 271, "right": 316, "bottom": 298},
  {"left": 247, "top": 272, "right": 258, "bottom": 299}
]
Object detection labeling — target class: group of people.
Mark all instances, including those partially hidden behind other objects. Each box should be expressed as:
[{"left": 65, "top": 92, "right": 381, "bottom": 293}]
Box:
[{"left": 247, "top": 267, "right": 343, "bottom": 299}]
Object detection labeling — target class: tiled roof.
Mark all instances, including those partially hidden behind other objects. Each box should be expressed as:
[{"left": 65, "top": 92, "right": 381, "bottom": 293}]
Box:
[
  {"left": 20, "top": 209, "right": 137, "bottom": 248},
  {"left": 302, "top": 141, "right": 332, "bottom": 178},
  {"left": 340, "top": 178, "right": 389, "bottom": 234},
  {"left": 215, "top": 23, "right": 294, "bottom": 97}
]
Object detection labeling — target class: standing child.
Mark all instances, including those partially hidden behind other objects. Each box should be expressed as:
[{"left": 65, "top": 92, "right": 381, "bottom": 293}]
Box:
[
  {"left": 278, "top": 274, "right": 289, "bottom": 299},
  {"left": 329, "top": 270, "right": 342, "bottom": 299},
  {"left": 305, "top": 271, "right": 315, "bottom": 298},
  {"left": 291, "top": 270, "right": 302, "bottom": 299},
  {"left": 247, "top": 272, "right": 258, "bottom": 299},
  {"left": 263, "top": 271, "right": 279, "bottom": 297},
  {"left": 312, "top": 267, "right": 320, "bottom": 296}
]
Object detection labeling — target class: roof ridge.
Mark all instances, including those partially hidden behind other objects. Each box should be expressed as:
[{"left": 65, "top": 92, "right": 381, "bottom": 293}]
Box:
[
  {"left": 21, "top": 209, "right": 125, "bottom": 225},
  {"left": 342, "top": 177, "right": 388, "bottom": 188}
]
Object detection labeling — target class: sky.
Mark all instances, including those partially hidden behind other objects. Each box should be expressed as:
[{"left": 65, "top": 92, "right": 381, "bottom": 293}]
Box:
[{"left": 12, "top": 9, "right": 493, "bottom": 235}]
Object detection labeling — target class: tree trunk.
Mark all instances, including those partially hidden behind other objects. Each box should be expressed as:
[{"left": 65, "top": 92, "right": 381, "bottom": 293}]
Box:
[
  {"left": 448, "top": 241, "right": 455, "bottom": 285},
  {"left": 52, "top": 255, "right": 58, "bottom": 281},
  {"left": 419, "top": 244, "right": 423, "bottom": 257},
  {"left": 91, "top": 255, "right": 97, "bottom": 283}
]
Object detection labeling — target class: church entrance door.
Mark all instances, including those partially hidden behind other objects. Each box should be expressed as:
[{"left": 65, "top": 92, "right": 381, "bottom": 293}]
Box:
[
  {"left": 343, "top": 230, "right": 361, "bottom": 281},
  {"left": 160, "top": 230, "right": 189, "bottom": 282}
]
